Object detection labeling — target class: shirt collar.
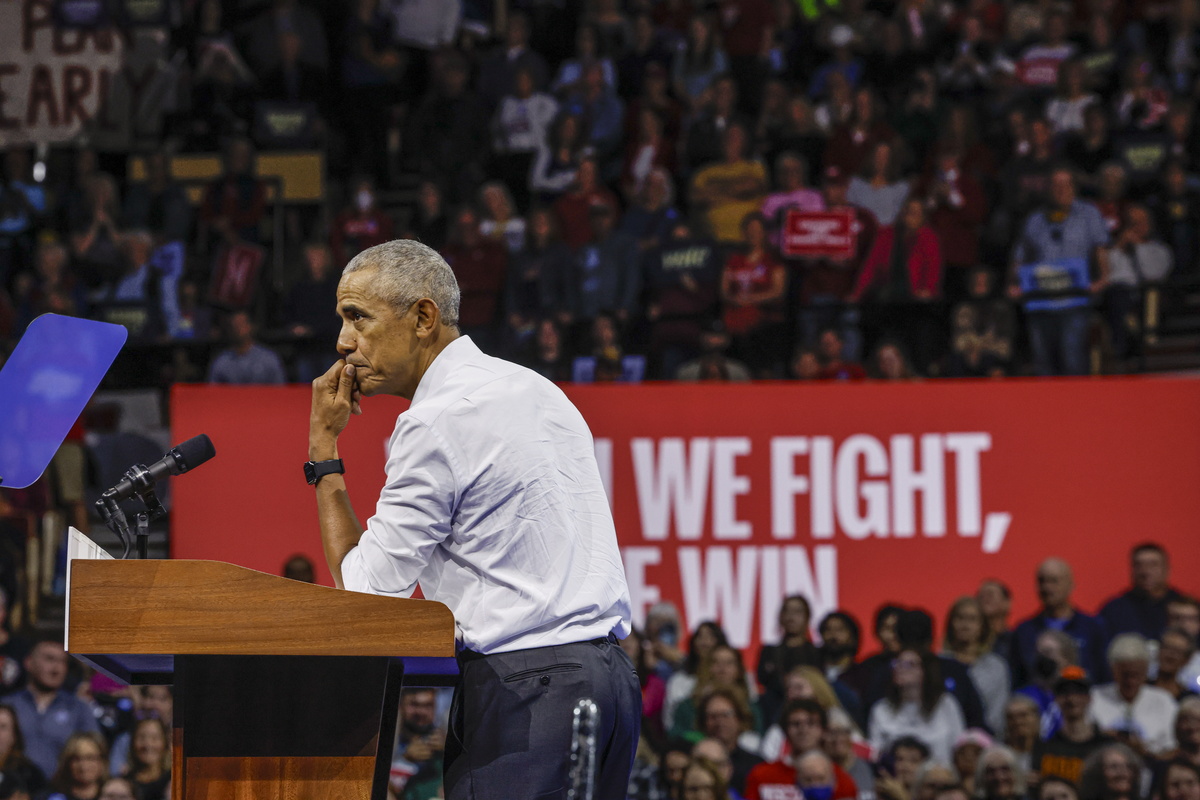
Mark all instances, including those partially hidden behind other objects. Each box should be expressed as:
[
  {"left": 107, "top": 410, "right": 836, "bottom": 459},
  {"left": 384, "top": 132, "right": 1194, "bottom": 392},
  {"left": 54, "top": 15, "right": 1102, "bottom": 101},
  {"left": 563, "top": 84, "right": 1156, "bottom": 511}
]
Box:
[{"left": 410, "top": 335, "right": 477, "bottom": 408}]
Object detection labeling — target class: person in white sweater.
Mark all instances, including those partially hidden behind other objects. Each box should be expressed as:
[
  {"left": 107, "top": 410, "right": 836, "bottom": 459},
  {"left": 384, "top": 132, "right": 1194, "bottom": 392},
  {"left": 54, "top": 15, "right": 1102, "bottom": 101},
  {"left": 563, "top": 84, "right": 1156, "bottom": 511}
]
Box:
[
  {"left": 869, "top": 649, "right": 966, "bottom": 765},
  {"left": 1091, "top": 634, "right": 1178, "bottom": 756}
]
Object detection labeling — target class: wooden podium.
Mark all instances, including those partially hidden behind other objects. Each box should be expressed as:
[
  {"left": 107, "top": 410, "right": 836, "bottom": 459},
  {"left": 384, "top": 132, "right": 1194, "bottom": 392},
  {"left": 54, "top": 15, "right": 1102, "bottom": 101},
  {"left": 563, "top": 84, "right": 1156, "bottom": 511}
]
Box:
[{"left": 66, "top": 559, "right": 458, "bottom": 800}]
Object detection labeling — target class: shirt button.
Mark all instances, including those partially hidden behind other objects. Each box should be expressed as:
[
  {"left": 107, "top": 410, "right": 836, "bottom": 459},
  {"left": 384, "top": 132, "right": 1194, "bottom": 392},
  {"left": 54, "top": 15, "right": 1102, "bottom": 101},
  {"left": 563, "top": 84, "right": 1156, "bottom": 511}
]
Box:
[{"left": 541, "top": 675, "right": 551, "bottom": 686}]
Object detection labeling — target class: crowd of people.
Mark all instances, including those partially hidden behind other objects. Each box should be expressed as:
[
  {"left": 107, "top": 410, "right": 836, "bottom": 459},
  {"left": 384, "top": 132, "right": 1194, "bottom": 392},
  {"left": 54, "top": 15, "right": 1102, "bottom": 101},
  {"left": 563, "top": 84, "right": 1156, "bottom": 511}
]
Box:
[
  {"left": 387, "top": 542, "right": 1200, "bottom": 800},
  {"left": 1, "top": 0, "right": 1198, "bottom": 387}
]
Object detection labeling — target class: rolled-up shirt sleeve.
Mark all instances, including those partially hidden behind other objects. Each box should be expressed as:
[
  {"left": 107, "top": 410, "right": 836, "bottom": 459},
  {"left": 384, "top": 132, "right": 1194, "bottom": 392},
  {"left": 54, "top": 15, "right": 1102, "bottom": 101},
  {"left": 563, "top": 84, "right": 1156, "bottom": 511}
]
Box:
[{"left": 341, "top": 417, "right": 458, "bottom": 596}]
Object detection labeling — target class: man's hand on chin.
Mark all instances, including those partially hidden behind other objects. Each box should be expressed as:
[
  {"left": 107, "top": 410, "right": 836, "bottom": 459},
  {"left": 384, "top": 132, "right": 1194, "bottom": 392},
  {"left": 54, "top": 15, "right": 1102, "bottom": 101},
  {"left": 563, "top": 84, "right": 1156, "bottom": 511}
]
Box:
[{"left": 310, "top": 360, "right": 362, "bottom": 457}]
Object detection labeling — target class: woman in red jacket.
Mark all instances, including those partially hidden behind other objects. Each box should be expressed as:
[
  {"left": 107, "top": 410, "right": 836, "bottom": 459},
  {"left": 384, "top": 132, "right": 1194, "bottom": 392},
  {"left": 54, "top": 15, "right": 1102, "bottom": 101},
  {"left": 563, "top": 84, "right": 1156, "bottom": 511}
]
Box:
[
  {"left": 721, "top": 212, "right": 788, "bottom": 376},
  {"left": 850, "top": 196, "right": 943, "bottom": 374}
]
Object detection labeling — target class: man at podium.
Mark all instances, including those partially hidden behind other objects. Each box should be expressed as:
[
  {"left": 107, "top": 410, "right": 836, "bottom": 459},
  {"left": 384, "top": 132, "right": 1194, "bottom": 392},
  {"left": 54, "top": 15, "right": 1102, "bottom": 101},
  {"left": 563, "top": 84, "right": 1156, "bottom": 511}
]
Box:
[{"left": 307, "top": 239, "right": 640, "bottom": 799}]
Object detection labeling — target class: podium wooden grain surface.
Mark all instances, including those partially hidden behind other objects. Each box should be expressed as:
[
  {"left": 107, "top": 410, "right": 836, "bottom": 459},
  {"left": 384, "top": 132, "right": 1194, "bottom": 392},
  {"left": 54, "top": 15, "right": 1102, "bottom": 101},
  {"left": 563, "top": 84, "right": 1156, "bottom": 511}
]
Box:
[{"left": 67, "top": 559, "right": 456, "bottom": 800}]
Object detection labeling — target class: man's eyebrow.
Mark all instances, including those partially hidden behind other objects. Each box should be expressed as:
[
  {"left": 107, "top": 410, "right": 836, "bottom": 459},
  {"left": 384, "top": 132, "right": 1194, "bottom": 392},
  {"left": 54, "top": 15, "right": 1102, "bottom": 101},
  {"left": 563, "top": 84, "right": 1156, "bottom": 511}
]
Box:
[{"left": 340, "top": 303, "right": 366, "bottom": 316}]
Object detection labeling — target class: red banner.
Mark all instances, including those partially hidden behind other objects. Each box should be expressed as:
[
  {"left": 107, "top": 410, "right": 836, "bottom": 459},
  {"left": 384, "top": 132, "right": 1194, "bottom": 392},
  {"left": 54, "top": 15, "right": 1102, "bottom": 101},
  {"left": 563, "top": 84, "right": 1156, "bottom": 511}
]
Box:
[
  {"left": 781, "top": 210, "right": 856, "bottom": 259},
  {"left": 172, "top": 378, "right": 1200, "bottom": 653}
]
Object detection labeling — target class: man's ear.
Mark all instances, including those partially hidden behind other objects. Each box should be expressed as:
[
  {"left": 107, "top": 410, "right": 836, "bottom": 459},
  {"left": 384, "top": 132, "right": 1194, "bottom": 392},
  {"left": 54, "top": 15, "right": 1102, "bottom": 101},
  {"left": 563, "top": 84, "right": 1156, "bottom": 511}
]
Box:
[{"left": 413, "top": 298, "right": 441, "bottom": 338}]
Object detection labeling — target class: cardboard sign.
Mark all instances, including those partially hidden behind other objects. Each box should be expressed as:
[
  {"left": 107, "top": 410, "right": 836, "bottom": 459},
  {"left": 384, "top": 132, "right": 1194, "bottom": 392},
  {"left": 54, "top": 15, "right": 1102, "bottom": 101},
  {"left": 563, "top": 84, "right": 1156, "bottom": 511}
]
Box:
[{"left": 781, "top": 210, "right": 856, "bottom": 259}]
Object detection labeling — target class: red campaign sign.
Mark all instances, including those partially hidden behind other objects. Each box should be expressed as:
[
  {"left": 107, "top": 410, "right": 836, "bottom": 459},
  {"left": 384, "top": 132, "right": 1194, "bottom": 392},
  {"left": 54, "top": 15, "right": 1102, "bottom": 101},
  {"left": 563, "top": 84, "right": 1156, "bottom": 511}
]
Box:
[
  {"left": 171, "top": 378, "right": 1200, "bottom": 655},
  {"left": 1017, "top": 57, "right": 1061, "bottom": 87},
  {"left": 781, "top": 210, "right": 856, "bottom": 259}
]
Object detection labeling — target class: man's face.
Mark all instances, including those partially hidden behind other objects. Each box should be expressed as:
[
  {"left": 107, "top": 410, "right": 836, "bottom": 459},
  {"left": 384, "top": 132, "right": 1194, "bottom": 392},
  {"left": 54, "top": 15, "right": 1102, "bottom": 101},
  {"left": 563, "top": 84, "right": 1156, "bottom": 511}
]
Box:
[
  {"left": 797, "top": 757, "right": 833, "bottom": 790},
  {"left": 893, "top": 745, "right": 926, "bottom": 787},
  {"left": 1005, "top": 702, "right": 1040, "bottom": 741},
  {"left": 1159, "top": 632, "right": 1193, "bottom": 676},
  {"left": 337, "top": 269, "right": 421, "bottom": 399},
  {"left": 1050, "top": 171, "right": 1076, "bottom": 210},
  {"left": 1037, "top": 561, "right": 1072, "bottom": 608},
  {"left": 785, "top": 710, "right": 824, "bottom": 754},
  {"left": 1132, "top": 549, "right": 1168, "bottom": 594},
  {"left": 142, "top": 686, "right": 173, "bottom": 722},
  {"left": 1177, "top": 709, "right": 1200, "bottom": 750},
  {"left": 664, "top": 751, "right": 690, "bottom": 788},
  {"left": 1055, "top": 685, "right": 1090, "bottom": 722},
  {"left": 821, "top": 617, "right": 853, "bottom": 650},
  {"left": 702, "top": 697, "right": 740, "bottom": 747},
  {"left": 1169, "top": 602, "right": 1200, "bottom": 639},
  {"left": 1113, "top": 659, "right": 1148, "bottom": 698},
  {"left": 26, "top": 642, "right": 68, "bottom": 692},
  {"left": 692, "top": 739, "right": 733, "bottom": 783},
  {"left": 400, "top": 691, "right": 437, "bottom": 732}
]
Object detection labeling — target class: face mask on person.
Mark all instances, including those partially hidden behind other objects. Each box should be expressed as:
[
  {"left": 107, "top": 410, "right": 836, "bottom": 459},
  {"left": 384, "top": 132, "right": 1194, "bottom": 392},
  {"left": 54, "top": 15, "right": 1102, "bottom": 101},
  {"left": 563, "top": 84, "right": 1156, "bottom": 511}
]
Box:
[
  {"left": 1034, "top": 654, "right": 1059, "bottom": 681},
  {"left": 803, "top": 785, "right": 834, "bottom": 800}
]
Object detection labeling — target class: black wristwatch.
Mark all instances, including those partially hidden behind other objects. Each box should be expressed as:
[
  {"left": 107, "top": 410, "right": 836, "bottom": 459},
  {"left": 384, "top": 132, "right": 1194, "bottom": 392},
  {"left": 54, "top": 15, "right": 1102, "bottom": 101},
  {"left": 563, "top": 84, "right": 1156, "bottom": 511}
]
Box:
[{"left": 304, "top": 459, "right": 345, "bottom": 486}]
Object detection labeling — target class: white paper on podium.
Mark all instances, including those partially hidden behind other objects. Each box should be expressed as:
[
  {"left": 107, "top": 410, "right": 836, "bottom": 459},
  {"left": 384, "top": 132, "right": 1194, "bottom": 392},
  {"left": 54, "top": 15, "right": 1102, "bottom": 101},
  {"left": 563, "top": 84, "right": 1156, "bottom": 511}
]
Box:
[{"left": 64, "top": 527, "right": 113, "bottom": 651}]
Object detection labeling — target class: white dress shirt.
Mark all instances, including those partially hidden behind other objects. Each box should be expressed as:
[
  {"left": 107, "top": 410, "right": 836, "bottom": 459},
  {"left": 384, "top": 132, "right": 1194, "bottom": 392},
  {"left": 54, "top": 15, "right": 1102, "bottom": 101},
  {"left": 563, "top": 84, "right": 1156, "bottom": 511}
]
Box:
[
  {"left": 341, "top": 336, "right": 632, "bottom": 655},
  {"left": 1090, "top": 683, "right": 1178, "bottom": 755}
]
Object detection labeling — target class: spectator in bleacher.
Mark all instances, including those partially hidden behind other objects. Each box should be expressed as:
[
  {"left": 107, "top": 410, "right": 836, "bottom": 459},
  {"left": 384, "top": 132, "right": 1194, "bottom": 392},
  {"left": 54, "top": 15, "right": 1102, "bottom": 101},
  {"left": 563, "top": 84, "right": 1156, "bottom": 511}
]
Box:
[
  {"left": 1160, "top": 759, "right": 1200, "bottom": 800},
  {"left": 818, "top": 612, "right": 861, "bottom": 682},
  {"left": 624, "top": 62, "right": 684, "bottom": 165},
  {"left": 945, "top": 269, "right": 1013, "bottom": 378},
  {"left": 477, "top": 182, "right": 526, "bottom": 255},
  {"left": 1064, "top": 106, "right": 1116, "bottom": 193},
  {"left": 1014, "top": 628, "right": 1080, "bottom": 727},
  {"left": 1095, "top": 163, "right": 1130, "bottom": 237},
  {"left": 1163, "top": 102, "right": 1200, "bottom": 174},
  {"left": 672, "top": 15, "right": 729, "bottom": 111},
  {"left": 644, "top": 219, "right": 720, "bottom": 377},
  {"left": 1010, "top": 558, "right": 1110, "bottom": 687},
  {"left": 1078, "top": 744, "right": 1143, "bottom": 800},
  {"left": 1030, "top": 666, "right": 1112, "bottom": 785},
  {"left": 875, "top": 737, "right": 931, "bottom": 800},
  {"left": 91, "top": 231, "right": 168, "bottom": 341},
  {"left": 920, "top": 146, "right": 987, "bottom": 300},
  {"left": 505, "top": 208, "right": 570, "bottom": 356},
  {"left": 122, "top": 153, "right": 191, "bottom": 246},
  {"left": 816, "top": 328, "right": 866, "bottom": 381},
  {"left": 282, "top": 242, "right": 340, "bottom": 380},
  {"left": 840, "top": 605, "right": 904, "bottom": 705},
  {"left": 1099, "top": 543, "right": 1186, "bottom": 641},
  {"left": 753, "top": 79, "right": 792, "bottom": 159},
  {"left": 694, "top": 692, "right": 763, "bottom": 796},
  {"left": 109, "top": 686, "right": 172, "bottom": 779},
  {"left": 847, "top": 141, "right": 910, "bottom": 227},
  {"left": 953, "top": 730, "right": 990, "bottom": 797},
  {"left": 330, "top": 177, "right": 394, "bottom": 267},
  {"left": 404, "top": 179, "right": 449, "bottom": 252},
  {"left": 682, "top": 753, "right": 729, "bottom": 800},
  {"left": 943, "top": 597, "right": 1010, "bottom": 737},
  {"left": 683, "top": 75, "right": 749, "bottom": 177},
  {"left": 561, "top": 63, "right": 626, "bottom": 168},
  {"left": 828, "top": 707, "right": 873, "bottom": 795},
  {"left": 761, "top": 152, "right": 824, "bottom": 244},
  {"left": 1102, "top": 206, "right": 1173, "bottom": 360},
  {"left": 243, "top": 0, "right": 328, "bottom": 78},
  {"left": 664, "top": 622, "right": 732, "bottom": 730},
  {"left": 1148, "top": 160, "right": 1200, "bottom": 280},
  {"left": 758, "top": 668, "right": 846, "bottom": 762},
  {"left": 809, "top": 25, "right": 862, "bottom": 103},
  {"left": 13, "top": 243, "right": 86, "bottom": 334},
  {"left": 1046, "top": 60, "right": 1098, "bottom": 137},
  {"left": 96, "top": 778, "right": 137, "bottom": 800},
  {"left": 405, "top": 50, "right": 489, "bottom": 203},
  {"left": 762, "top": 96, "right": 826, "bottom": 181},
  {"left": 259, "top": 29, "right": 329, "bottom": 118},
  {"left": 1003, "top": 118, "right": 1057, "bottom": 231},
  {"left": 552, "top": 25, "right": 616, "bottom": 97},
  {"left": 851, "top": 196, "right": 942, "bottom": 374},
  {"left": 206, "top": 311, "right": 286, "bottom": 384},
  {"left": 477, "top": 10, "right": 549, "bottom": 113},
  {"left": 692, "top": 124, "right": 769, "bottom": 244},
  {"left": 169, "top": 280, "right": 212, "bottom": 341},
  {"left": 939, "top": 16, "right": 999, "bottom": 101},
  {"left": 621, "top": 109, "right": 676, "bottom": 203},
  {"left": 619, "top": 167, "right": 681, "bottom": 254},
  {"left": 827, "top": 88, "right": 895, "bottom": 178},
  {"left": 621, "top": 629, "right": 667, "bottom": 747},
  {"left": 530, "top": 113, "right": 587, "bottom": 204},
  {"left": 720, "top": 212, "right": 786, "bottom": 375},
  {"left": 69, "top": 173, "right": 125, "bottom": 292},
  {"left": 392, "top": 688, "right": 445, "bottom": 800},
  {"left": 3, "top": 641, "right": 99, "bottom": 780},
  {"left": 977, "top": 580, "right": 1013, "bottom": 659},
  {"left": 523, "top": 318, "right": 571, "bottom": 383},
  {"left": 1166, "top": 700, "right": 1200, "bottom": 767},
  {"left": 1154, "top": 629, "right": 1198, "bottom": 702},
  {"left": 198, "top": 139, "right": 267, "bottom": 250},
  {"left": 0, "top": 147, "right": 46, "bottom": 282},
  {"left": 566, "top": 203, "right": 639, "bottom": 333},
  {"left": 1009, "top": 166, "right": 1110, "bottom": 377},
  {"left": 975, "top": 745, "right": 1027, "bottom": 800},
  {"left": 1092, "top": 634, "right": 1178, "bottom": 757},
  {"left": 892, "top": 70, "right": 942, "bottom": 172},
  {"left": 42, "top": 731, "right": 107, "bottom": 800},
  {"left": 120, "top": 718, "right": 168, "bottom": 800},
  {"left": 617, "top": 13, "right": 671, "bottom": 102},
  {"left": 491, "top": 65, "right": 558, "bottom": 211},
  {"left": 675, "top": 321, "right": 753, "bottom": 381},
  {"left": 868, "top": 649, "right": 966, "bottom": 765},
  {"left": 440, "top": 206, "right": 507, "bottom": 351},
  {"left": 758, "top": 596, "right": 822, "bottom": 731},
  {"left": 0, "top": 704, "right": 44, "bottom": 795},
  {"left": 1114, "top": 59, "right": 1169, "bottom": 133},
  {"left": 553, "top": 156, "right": 619, "bottom": 250},
  {"left": 755, "top": 700, "right": 857, "bottom": 798}
]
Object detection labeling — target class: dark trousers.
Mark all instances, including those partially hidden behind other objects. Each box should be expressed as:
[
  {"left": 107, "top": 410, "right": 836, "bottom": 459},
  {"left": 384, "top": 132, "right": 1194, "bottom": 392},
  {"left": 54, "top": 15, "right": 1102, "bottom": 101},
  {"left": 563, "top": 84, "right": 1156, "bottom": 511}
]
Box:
[{"left": 444, "top": 634, "right": 642, "bottom": 800}]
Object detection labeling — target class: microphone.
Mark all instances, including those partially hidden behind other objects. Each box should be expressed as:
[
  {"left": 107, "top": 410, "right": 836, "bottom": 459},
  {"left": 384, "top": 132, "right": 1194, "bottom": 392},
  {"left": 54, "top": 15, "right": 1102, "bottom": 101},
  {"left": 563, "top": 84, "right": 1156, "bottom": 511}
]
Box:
[{"left": 101, "top": 434, "right": 217, "bottom": 504}]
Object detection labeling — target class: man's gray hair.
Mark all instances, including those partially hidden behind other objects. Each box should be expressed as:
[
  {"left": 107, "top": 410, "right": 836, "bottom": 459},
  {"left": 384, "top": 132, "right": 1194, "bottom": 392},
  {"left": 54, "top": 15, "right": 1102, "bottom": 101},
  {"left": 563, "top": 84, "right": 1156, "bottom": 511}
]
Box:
[
  {"left": 342, "top": 239, "right": 461, "bottom": 328},
  {"left": 1107, "top": 633, "right": 1150, "bottom": 665}
]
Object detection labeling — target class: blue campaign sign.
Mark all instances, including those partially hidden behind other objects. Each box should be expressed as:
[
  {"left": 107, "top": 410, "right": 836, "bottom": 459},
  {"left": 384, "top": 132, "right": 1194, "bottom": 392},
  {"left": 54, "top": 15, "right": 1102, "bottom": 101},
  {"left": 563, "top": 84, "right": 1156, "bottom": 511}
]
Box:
[
  {"left": 0, "top": 315, "right": 127, "bottom": 488},
  {"left": 1017, "top": 257, "right": 1092, "bottom": 312}
]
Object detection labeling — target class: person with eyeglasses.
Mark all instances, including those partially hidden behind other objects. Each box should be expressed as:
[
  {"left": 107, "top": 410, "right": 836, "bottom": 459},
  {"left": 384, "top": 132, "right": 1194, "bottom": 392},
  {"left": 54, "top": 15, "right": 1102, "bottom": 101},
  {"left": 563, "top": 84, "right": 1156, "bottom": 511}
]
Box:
[
  {"left": 42, "top": 732, "right": 108, "bottom": 800},
  {"left": 683, "top": 757, "right": 729, "bottom": 800},
  {"left": 867, "top": 650, "right": 966, "bottom": 765},
  {"left": 96, "top": 777, "right": 138, "bottom": 800}
]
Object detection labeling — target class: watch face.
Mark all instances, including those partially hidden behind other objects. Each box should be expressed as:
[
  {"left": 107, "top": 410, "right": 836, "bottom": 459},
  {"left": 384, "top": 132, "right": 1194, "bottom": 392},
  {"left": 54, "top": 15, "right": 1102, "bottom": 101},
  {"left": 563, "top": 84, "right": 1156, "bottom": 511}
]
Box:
[{"left": 304, "top": 462, "right": 318, "bottom": 484}]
